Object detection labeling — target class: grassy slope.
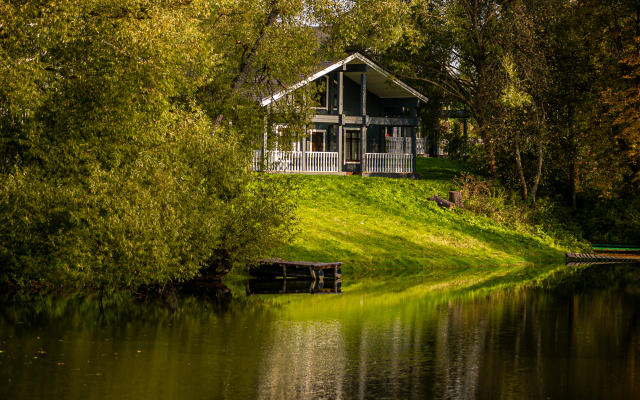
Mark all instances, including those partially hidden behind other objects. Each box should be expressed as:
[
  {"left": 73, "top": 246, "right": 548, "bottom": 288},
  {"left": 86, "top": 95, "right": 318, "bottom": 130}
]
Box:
[{"left": 279, "top": 157, "right": 575, "bottom": 273}]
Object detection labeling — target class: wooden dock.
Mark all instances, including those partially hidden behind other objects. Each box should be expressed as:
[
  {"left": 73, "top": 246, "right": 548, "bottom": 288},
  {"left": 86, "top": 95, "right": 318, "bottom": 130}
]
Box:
[
  {"left": 565, "top": 252, "right": 640, "bottom": 264},
  {"left": 250, "top": 258, "right": 342, "bottom": 279}
]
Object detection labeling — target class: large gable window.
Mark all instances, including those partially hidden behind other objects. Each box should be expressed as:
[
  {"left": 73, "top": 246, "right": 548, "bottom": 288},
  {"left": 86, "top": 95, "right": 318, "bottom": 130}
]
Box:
[{"left": 312, "top": 76, "right": 328, "bottom": 109}]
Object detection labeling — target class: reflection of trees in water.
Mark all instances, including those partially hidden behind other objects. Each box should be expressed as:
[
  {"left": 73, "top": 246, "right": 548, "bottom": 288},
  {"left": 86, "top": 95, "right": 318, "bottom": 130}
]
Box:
[
  {"left": 354, "top": 318, "right": 417, "bottom": 398},
  {"left": 3, "top": 265, "right": 640, "bottom": 398},
  {"left": 0, "top": 284, "right": 277, "bottom": 399}
]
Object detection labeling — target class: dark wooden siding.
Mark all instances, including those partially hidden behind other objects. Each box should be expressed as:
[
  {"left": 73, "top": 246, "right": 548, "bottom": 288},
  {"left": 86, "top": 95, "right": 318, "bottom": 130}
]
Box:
[{"left": 342, "top": 76, "right": 384, "bottom": 118}]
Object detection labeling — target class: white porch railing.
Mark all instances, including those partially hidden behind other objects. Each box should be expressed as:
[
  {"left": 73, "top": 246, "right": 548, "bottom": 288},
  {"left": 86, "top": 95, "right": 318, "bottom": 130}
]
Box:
[
  {"left": 252, "top": 150, "right": 303, "bottom": 172},
  {"left": 253, "top": 151, "right": 414, "bottom": 173},
  {"left": 306, "top": 151, "right": 339, "bottom": 172},
  {"left": 416, "top": 138, "right": 425, "bottom": 154},
  {"left": 252, "top": 150, "right": 261, "bottom": 171},
  {"left": 386, "top": 137, "right": 411, "bottom": 154},
  {"left": 386, "top": 137, "right": 426, "bottom": 155},
  {"left": 364, "top": 153, "right": 413, "bottom": 173}
]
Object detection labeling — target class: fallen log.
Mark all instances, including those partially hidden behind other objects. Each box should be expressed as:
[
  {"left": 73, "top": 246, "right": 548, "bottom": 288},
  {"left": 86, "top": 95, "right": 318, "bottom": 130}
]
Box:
[{"left": 429, "top": 195, "right": 455, "bottom": 210}]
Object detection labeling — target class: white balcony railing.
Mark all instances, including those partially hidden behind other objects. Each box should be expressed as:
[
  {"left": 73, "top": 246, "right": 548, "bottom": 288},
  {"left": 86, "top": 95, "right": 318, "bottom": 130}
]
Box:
[
  {"left": 306, "top": 151, "right": 339, "bottom": 172},
  {"left": 364, "top": 153, "right": 413, "bottom": 173}
]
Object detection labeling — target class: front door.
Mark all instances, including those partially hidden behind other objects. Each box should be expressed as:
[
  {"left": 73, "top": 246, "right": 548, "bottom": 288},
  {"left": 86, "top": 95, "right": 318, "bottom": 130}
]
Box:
[
  {"left": 311, "top": 130, "right": 324, "bottom": 152},
  {"left": 345, "top": 129, "right": 361, "bottom": 162}
]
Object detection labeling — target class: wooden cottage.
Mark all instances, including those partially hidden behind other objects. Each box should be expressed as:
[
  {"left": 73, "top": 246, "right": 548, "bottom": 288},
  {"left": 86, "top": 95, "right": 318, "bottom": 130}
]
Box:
[{"left": 254, "top": 52, "right": 430, "bottom": 178}]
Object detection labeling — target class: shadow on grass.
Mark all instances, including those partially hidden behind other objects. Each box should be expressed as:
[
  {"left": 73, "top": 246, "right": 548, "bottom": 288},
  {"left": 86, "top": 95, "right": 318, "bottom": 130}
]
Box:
[
  {"left": 416, "top": 157, "right": 468, "bottom": 182},
  {"left": 285, "top": 207, "right": 563, "bottom": 272}
]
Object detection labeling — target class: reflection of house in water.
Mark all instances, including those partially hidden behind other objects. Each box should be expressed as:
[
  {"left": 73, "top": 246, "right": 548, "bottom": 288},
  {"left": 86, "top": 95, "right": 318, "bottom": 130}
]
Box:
[
  {"left": 251, "top": 277, "right": 640, "bottom": 399},
  {"left": 252, "top": 300, "right": 492, "bottom": 399},
  {"left": 433, "top": 302, "right": 487, "bottom": 399},
  {"left": 257, "top": 322, "right": 347, "bottom": 399}
]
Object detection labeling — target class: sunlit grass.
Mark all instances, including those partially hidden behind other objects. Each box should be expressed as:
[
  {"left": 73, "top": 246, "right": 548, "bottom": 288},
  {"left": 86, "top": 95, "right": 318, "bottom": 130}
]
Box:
[{"left": 277, "top": 157, "right": 573, "bottom": 276}]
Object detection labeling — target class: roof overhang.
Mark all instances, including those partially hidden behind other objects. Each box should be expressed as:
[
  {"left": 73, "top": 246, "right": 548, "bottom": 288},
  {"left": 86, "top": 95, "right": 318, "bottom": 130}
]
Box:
[{"left": 260, "top": 53, "right": 428, "bottom": 107}]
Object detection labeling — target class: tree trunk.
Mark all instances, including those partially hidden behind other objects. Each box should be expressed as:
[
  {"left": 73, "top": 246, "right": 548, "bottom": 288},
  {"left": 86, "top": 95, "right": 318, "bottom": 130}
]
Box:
[
  {"left": 478, "top": 118, "right": 496, "bottom": 179},
  {"left": 429, "top": 195, "right": 455, "bottom": 209},
  {"left": 449, "top": 191, "right": 464, "bottom": 208},
  {"left": 514, "top": 138, "right": 528, "bottom": 201},
  {"left": 531, "top": 139, "right": 543, "bottom": 203},
  {"left": 570, "top": 157, "right": 577, "bottom": 211},
  {"left": 568, "top": 107, "right": 577, "bottom": 210}
]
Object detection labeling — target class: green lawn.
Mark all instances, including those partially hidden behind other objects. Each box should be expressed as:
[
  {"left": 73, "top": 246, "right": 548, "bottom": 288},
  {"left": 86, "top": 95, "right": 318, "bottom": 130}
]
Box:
[{"left": 278, "top": 157, "right": 574, "bottom": 273}]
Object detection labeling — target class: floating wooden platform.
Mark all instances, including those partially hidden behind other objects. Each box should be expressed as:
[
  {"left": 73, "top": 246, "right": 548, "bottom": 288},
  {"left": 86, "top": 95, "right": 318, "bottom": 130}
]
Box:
[
  {"left": 565, "top": 252, "right": 640, "bottom": 263},
  {"left": 250, "top": 258, "right": 342, "bottom": 279},
  {"left": 246, "top": 279, "right": 342, "bottom": 295}
]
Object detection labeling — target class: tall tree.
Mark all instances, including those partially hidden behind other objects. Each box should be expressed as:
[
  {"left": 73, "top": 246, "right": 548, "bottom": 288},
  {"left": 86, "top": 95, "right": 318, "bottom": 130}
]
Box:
[
  {"left": 383, "top": 0, "right": 506, "bottom": 178},
  {"left": 0, "top": 0, "right": 324, "bottom": 287}
]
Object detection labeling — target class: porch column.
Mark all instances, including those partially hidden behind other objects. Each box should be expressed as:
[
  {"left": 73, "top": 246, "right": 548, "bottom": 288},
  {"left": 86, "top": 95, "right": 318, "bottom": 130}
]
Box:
[
  {"left": 262, "top": 114, "right": 268, "bottom": 171},
  {"left": 301, "top": 125, "right": 307, "bottom": 171},
  {"left": 411, "top": 108, "right": 417, "bottom": 173},
  {"left": 327, "top": 71, "right": 335, "bottom": 114},
  {"left": 338, "top": 70, "right": 344, "bottom": 170},
  {"left": 361, "top": 73, "right": 367, "bottom": 172},
  {"left": 401, "top": 108, "right": 406, "bottom": 150}
]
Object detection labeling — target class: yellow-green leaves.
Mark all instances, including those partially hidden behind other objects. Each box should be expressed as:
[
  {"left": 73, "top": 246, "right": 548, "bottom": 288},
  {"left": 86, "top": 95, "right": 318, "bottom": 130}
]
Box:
[{"left": 0, "top": 0, "right": 299, "bottom": 288}]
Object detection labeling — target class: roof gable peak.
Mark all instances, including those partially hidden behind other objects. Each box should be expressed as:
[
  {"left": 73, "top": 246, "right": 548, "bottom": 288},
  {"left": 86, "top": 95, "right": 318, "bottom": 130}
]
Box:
[{"left": 260, "top": 52, "right": 428, "bottom": 107}]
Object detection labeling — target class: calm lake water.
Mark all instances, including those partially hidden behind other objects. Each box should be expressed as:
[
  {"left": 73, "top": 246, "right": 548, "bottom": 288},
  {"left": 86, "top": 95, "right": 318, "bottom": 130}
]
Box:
[{"left": 2, "top": 263, "right": 640, "bottom": 399}]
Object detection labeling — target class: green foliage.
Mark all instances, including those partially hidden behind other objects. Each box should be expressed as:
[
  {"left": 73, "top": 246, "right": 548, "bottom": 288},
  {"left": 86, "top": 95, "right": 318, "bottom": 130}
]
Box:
[
  {"left": 573, "top": 194, "right": 640, "bottom": 245},
  {"left": 0, "top": 1, "right": 305, "bottom": 288},
  {"left": 441, "top": 119, "right": 467, "bottom": 157}
]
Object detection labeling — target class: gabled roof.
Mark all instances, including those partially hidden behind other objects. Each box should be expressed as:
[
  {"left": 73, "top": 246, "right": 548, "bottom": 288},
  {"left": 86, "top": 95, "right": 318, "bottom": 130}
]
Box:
[{"left": 260, "top": 52, "right": 429, "bottom": 107}]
